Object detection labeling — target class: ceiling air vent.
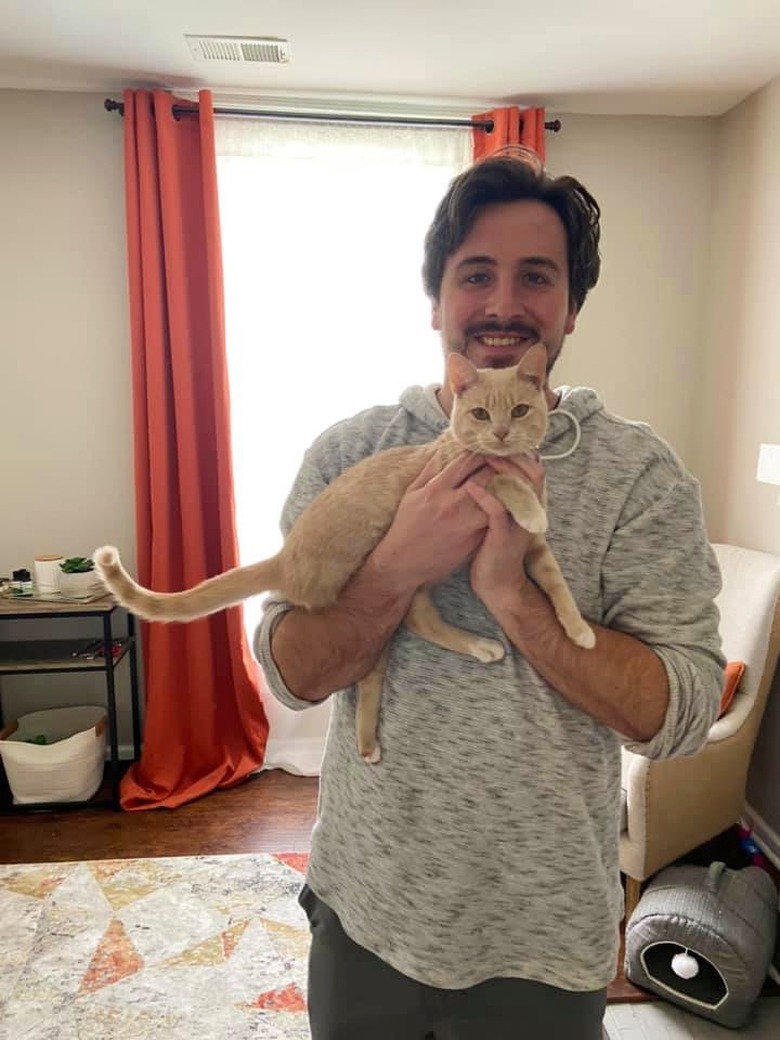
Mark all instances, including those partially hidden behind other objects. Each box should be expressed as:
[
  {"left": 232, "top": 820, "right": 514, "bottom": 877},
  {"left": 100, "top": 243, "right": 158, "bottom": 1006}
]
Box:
[{"left": 186, "top": 35, "right": 289, "bottom": 64}]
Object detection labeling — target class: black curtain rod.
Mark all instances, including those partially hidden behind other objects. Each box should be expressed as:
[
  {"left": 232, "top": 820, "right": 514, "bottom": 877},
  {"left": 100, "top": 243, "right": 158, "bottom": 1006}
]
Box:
[{"left": 103, "top": 97, "right": 561, "bottom": 133}]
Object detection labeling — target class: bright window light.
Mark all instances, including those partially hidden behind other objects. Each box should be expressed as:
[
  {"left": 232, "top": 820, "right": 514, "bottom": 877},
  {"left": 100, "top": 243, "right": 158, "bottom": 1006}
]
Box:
[{"left": 215, "top": 118, "right": 471, "bottom": 644}]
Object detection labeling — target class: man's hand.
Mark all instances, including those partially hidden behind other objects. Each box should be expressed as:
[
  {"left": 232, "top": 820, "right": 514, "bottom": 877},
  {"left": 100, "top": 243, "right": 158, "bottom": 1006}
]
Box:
[
  {"left": 370, "top": 452, "right": 495, "bottom": 595},
  {"left": 465, "top": 454, "right": 546, "bottom": 614},
  {"left": 271, "top": 451, "right": 505, "bottom": 702}
]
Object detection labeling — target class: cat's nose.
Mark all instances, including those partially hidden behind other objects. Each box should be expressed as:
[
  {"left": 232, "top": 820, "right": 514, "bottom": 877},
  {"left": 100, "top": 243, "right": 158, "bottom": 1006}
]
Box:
[{"left": 493, "top": 427, "right": 509, "bottom": 441}]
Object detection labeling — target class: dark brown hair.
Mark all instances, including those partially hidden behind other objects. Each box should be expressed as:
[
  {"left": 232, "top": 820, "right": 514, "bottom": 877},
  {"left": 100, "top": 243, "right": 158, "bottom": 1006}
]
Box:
[{"left": 422, "top": 147, "right": 601, "bottom": 312}]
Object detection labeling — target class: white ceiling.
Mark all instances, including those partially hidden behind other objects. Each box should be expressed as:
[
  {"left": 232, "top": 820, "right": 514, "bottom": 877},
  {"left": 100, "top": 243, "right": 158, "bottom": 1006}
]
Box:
[{"left": 2, "top": 0, "right": 780, "bottom": 117}]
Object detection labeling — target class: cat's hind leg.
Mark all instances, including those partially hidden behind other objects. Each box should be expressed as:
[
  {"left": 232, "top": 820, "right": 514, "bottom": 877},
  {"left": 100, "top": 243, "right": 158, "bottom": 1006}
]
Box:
[
  {"left": 404, "top": 587, "right": 505, "bottom": 663},
  {"left": 355, "top": 644, "right": 391, "bottom": 764}
]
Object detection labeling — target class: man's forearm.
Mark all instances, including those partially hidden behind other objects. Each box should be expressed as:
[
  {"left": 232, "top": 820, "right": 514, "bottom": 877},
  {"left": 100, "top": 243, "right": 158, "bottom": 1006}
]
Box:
[
  {"left": 491, "top": 581, "right": 669, "bottom": 741},
  {"left": 270, "top": 556, "right": 417, "bottom": 702}
]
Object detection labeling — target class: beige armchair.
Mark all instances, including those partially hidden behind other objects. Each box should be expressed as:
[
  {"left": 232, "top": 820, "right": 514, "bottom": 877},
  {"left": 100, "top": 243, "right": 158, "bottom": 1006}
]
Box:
[{"left": 620, "top": 542, "right": 780, "bottom": 919}]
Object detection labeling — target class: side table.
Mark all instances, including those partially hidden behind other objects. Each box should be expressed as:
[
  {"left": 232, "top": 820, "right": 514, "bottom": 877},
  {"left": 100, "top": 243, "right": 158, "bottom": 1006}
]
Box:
[{"left": 0, "top": 594, "right": 141, "bottom": 811}]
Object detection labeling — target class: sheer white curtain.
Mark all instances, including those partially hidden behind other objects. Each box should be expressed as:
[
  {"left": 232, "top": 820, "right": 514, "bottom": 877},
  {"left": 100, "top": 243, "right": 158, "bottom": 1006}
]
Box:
[{"left": 215, "top": 117, "right": 470, "bottom": 775}]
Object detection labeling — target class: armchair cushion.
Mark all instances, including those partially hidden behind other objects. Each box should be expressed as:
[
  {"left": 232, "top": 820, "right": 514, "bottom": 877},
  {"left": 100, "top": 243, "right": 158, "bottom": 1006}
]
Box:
[
  {"left": 619, "top": 543, "right": 780, "bottom": 886},
  {"left": 718, "top": 660, "right": 745, "bottom": 718},
  {"left": 624, "top": 661, "right": 752, "bottom": 832},
  {"left": 620, "top": 658, "right": 747, "bottom": 834}
]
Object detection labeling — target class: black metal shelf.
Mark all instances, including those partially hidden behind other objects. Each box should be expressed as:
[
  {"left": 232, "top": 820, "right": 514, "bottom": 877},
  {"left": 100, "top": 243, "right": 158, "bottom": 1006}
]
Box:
[
  {"left": 0, "top": 637, "right": 135, "bottom": 675},
  {"left": 0, "top": 598, "right": 141, "bottom": 813}
]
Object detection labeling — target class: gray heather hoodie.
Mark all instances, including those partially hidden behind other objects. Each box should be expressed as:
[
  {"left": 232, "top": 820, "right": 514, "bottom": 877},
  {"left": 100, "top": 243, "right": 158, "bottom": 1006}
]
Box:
[{"left": 254, "top": 381, "right": 725, "bottom": 993}]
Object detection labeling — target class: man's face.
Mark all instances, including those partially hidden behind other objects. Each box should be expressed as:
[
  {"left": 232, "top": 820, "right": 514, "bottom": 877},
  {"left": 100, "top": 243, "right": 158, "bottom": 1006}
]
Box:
[{"left": 432, "top": 199, "right": 578, "bottom": 409}]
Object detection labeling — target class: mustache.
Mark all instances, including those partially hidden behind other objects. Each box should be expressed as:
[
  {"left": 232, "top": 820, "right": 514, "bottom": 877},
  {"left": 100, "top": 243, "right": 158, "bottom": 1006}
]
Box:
[{"left": 467, "top": 322, "right": 540, "bottom": 339}]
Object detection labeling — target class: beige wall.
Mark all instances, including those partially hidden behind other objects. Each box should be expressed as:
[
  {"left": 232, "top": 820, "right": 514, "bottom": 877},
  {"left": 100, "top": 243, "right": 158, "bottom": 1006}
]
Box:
[
  {"left": 548, "top": 114, "right": 716, "bottom": 472},
  {"left": 697, "top": 75, "right": 780, "bottom": 853},
  {"left": 0, "top": 91, "right": 133, "bottom": 570},
  {"left": 550, "top": 104, "right": 780, "bottom": 854},
  {"left": 0, "top": 90, "right": 137, "bottom": 747},
  {"left": 697, "top": 76, "right": 780, "bottom": 556}
]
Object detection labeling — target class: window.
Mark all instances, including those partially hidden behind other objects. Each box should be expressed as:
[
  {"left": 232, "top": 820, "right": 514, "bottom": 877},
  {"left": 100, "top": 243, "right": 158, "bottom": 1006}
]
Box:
[{"left": 215, "top": 118, "right": 471, "bottom": 643}]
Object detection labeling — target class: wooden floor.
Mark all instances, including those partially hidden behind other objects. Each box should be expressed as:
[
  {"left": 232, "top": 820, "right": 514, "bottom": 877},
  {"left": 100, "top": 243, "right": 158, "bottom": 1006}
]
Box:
[
  {"left": 604, "top": 998, "right": 780, "bottom": 1039},
  {"left": 0, "top": 768, "right": 319, "bottom": 863}
]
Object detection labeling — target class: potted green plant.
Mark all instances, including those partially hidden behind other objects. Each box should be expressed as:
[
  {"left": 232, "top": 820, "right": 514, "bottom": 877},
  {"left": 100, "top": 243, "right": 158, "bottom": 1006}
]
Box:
[{"left": 58, "top": 557, "right": 101, "bottom": 599}]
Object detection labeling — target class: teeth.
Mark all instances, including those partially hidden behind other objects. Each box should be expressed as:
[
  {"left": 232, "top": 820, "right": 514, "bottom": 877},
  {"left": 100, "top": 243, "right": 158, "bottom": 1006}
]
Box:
[{"left": 480, "top": 336, "right": 523, "bottom": 347}]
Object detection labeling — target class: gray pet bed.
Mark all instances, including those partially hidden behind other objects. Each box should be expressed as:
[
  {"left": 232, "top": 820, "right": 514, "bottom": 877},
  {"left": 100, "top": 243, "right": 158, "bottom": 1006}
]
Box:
[{"left": 624, "top": 861, "right": 777, "bottom": 1029}]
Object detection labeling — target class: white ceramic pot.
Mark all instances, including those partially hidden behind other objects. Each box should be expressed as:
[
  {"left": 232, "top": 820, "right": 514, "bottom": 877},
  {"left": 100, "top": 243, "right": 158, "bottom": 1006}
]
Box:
[{"left": 58, "top": 570, "right": 101, "bottom": 600}]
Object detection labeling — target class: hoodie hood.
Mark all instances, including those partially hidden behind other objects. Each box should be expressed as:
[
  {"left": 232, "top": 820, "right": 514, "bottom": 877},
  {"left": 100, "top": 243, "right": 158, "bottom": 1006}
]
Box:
[
  {"left": 543, "top": 386, "right": 605, "bottom": 460},
  {"left": 399, "top": 384, "right": 451, "bottom": 437},
  {"left": 398, "top": 382, "right": 605, "bottom": 460}
]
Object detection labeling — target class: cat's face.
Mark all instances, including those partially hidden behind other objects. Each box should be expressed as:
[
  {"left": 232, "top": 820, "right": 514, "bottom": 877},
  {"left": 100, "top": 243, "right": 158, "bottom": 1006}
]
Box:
[{"left": 448, "top": 345, "right": 548, "bottom": 457}]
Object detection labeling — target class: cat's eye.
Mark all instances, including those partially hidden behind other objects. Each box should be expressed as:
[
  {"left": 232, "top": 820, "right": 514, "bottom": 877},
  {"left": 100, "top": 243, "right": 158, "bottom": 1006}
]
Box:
[
  {"left": 511, "top": 405, "right": 530, "bottom": 418},
  {"left": 471, "top": 407, "right": 490, "bottom": 421}
]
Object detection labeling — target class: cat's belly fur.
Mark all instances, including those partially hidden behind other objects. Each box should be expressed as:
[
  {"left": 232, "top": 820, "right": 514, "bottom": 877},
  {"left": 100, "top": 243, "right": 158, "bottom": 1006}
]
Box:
[
  {"left": 280, "top": 437, "right": 464, "bottom": 608},
  {"left": 278, "top": 432, "right": 531, "bottom": 609}
]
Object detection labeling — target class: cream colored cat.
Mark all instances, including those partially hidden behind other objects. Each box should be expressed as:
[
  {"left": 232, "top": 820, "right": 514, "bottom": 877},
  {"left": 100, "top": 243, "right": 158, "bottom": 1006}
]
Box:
[{"left": 95, "top": 343, "right": 594, "bottom": 763}]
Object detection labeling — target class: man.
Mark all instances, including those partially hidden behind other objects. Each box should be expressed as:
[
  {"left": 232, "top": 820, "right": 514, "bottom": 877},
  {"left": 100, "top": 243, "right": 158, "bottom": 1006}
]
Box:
[{"left": 254, "top": 150, "right": 724, "bottom": 1039}]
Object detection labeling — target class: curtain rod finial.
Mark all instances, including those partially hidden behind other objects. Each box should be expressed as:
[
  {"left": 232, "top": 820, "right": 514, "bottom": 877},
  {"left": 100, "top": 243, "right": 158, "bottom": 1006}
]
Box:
[{"left": 104, "top": 97, "right": 124, "bottom": 116}]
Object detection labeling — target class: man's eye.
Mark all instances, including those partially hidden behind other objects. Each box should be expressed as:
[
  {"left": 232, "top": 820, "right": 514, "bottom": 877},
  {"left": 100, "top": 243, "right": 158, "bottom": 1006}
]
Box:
[
  {"left": 465, "top": 272, "right": 490, "bottom": 285},
  {"left": 525, "top": 272, "right": 551, "bottom": 286},
  {"left": 512, "top": 405, "right": 530, "bottom": 418},
  {"left": 471, "top": 408, "right": 490, "bottom": 421}
]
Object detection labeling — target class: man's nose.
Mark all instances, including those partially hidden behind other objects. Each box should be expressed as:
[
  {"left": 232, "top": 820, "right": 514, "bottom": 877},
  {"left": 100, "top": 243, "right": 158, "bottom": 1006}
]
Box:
[{"left": 484, "top": 276, "right": 523, "bottom": 322}]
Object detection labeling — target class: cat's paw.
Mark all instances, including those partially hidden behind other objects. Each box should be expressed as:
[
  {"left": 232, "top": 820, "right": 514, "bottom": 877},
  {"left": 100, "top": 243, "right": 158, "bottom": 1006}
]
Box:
[
  {"left": 471, "top": 638, "right": 506, "bottom": 663},
  {"left": 361, "top": 743, "right": 382, "bottom": 765},
  {"left": 569, "top": 623, "right": 596, "bottom": 649}
]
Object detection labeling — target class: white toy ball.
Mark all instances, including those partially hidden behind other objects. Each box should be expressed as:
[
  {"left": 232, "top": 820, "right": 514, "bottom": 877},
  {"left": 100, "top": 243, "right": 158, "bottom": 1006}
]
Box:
[{"left": 672, "top": 950, "right": 700, "bottom": 979}]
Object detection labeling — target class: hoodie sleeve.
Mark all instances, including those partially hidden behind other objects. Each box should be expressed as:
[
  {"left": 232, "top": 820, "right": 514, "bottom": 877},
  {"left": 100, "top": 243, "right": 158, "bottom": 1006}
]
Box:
[
  {"left": 600, "top": 466, "right": 725, "bottom": 759},
  {"left": 253, "top": 445, "right": 333, "bottom": 712}
]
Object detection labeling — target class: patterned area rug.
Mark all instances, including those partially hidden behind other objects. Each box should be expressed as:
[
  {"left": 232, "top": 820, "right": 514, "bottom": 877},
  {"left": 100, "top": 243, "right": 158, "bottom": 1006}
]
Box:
[{"left": 0, "top": 852, "right": 311, "bottom": 1039}]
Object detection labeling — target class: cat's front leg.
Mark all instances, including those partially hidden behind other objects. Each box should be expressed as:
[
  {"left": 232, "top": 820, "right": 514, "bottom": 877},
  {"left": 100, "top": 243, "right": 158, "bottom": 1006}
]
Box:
[
  {"left": 525, "top": 539, "right": 596, "bottom": 649},
  {"left": 489, "top": 474, "right": 548, "bottom": 534}
]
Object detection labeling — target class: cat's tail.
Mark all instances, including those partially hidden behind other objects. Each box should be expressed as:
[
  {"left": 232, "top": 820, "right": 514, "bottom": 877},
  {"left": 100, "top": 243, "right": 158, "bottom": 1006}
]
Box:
[{"left": 93, "top": 545, "right": 284, "bottom": 622}]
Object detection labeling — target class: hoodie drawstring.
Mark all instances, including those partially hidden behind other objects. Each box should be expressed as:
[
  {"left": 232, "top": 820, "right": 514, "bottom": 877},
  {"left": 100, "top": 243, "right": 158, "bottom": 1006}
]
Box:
[{"left": 540, "top": 408, "right": 581, "bottom": 462}]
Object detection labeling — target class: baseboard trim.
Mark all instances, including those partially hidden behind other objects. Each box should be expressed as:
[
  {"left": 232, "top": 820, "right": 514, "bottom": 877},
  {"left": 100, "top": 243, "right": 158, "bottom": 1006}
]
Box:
[
  {"left": 742, "top": 807, "right": 780, "bottom": 870},
  {"left": 742, "top": 808, "right": 780, "bottom": 985}
]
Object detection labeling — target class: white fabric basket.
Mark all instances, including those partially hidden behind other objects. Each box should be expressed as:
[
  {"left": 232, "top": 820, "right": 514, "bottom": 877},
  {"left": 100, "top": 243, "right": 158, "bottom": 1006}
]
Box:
[{"left": 0, "top": 706, "right": 107, "bottom": 804}]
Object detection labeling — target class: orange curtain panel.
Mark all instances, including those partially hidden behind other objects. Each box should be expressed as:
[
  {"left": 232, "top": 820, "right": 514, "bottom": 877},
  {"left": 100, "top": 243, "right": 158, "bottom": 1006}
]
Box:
[
  {"left": 119, "top": 88, "right": 269, "bottom": 809},
  {"left": 472, "top": 106, "right": 547, "bottom": 162}
]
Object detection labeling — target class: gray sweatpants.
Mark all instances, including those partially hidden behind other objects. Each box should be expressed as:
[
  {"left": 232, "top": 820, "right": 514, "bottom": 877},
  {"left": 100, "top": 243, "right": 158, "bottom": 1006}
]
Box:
[{"left": 299, "top": 885, "right": 607, "bottom": 1039}]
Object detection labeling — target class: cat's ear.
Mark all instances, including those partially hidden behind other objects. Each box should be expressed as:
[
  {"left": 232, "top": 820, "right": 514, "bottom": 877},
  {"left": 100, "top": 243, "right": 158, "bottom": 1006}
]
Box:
[
  {"left": 516, "top": 342, "right": 548, "bottom": 389},
  {"left": 447, "top": 353, "right": 479, "bottom": 396}
]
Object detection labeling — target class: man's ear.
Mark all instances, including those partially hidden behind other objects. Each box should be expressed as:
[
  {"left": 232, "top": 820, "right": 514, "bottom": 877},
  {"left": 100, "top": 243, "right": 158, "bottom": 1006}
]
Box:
[
  {"left": 565, "top": 300, "right": 578, "bottom": 336},
  {"left": 431, "top": 297, "right": 442, "bottom": 331}
]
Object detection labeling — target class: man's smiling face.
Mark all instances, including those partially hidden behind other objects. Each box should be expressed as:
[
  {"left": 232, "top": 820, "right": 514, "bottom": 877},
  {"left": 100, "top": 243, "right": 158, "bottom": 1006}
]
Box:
[{"left": 433, "top": 199, "right": 578, "bottom": 411}]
